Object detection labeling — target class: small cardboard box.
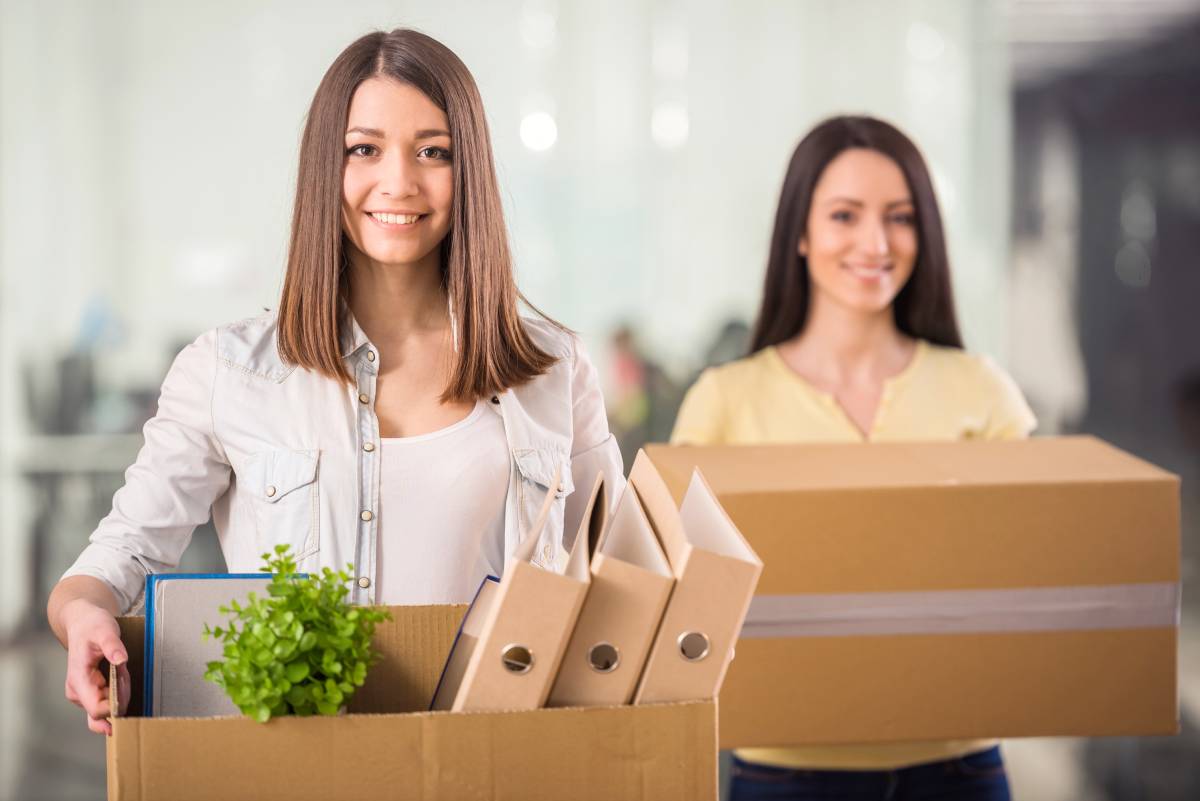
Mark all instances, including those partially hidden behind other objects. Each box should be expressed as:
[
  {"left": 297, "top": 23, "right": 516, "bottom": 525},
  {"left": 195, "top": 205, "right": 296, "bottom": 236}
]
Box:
[
  {"left": 108, "top": 604, "right": 716, "bottom": 800},
  {"left": 641, "top": 436, "right": 1180, "bottom": 749}
]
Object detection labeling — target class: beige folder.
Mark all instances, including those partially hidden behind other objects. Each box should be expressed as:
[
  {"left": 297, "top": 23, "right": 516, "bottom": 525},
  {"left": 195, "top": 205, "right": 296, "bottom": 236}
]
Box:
[
  {"left": 547, "top": 482, "right": 675, "bottom": 707},
  {"left": 629, "top": 450, "right": 763, "bottom": 704},
  {"left": 431, "top": 466, "right": 592, "bottom": 712}
]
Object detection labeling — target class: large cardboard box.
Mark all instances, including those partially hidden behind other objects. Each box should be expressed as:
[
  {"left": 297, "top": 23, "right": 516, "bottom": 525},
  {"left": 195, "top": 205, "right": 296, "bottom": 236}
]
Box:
[
  {"left": 641, "top": 436, "right": 1180, "bottom": 749},
  {"left": 108, "top": 604, "right": 716, "bottom": 800}
]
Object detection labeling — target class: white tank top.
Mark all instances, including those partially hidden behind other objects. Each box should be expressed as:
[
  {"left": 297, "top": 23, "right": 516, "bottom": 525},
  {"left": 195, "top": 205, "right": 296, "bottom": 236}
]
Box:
[{"left": 375, "top": 400, "right": 510, "bottom": 604}]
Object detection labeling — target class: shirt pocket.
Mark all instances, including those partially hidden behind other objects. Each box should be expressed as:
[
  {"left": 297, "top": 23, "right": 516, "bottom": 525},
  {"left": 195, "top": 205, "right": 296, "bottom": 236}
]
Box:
[
  {"left": 513, "top": 447, "right": 574, "bottom": 570},
  {"left": 245, "top": 448, "right": 320, "bottom": 562}
]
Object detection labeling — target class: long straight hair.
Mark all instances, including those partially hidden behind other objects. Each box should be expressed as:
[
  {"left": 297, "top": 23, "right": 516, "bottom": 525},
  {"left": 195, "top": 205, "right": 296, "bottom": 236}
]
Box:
[
  {"left": 277, "top": 29, "right": 558, "bottom": 400},
  {"left": 750, "top": 116, "right": 963, "bottom": 353}
]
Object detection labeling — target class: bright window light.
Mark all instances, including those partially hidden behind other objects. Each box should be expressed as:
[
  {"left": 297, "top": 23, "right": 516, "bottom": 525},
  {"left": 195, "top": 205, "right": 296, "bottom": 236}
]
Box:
[
  {"left": 520, "top": 111, "right": 558, "bottom": 152},
  {"left": 651, "top": 103, "right": 689, "bottom": 150}
]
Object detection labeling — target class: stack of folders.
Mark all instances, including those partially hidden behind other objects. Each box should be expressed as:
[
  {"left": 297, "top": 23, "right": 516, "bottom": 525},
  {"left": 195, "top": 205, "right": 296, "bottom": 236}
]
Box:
[
  {"left": 431, "top": 467, "right": 598, "bottom": 711},
  {"left": 433, "top": 450, "right": 762, "bottom": 713},
  {"left": 627, "top": 450, "right": 763, "bottom": 704},
  {"left": 143, "top": 573, "right": 274, "bottom": 717}
]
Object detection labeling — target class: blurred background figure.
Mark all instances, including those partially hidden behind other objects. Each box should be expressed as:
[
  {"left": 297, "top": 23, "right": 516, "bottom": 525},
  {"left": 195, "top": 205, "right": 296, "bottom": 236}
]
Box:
[
  {"left": 2, "top": 1, "right": 1199, "bottom": 799},
  {"left": 607, "top": 325, "right": 653, "bottom": 470},
  {"left": 605, "top": 324, "right": 686, "bottom": 472}
]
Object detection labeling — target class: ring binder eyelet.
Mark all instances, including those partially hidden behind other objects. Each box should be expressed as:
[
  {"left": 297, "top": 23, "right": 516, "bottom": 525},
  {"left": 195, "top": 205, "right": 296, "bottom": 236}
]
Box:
[
  {"left": 677, "top": 631, "right": 710, "bottom": 662},
  {"left": 587, "top": 642, "right": 621, "bottom": 673},
  {"left": 501, "top": 644, "right": 535, "bottom": 674}
]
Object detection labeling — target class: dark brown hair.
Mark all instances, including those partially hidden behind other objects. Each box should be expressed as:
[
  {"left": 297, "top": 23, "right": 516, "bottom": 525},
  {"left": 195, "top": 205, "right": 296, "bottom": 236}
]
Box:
[
  {"left": 277, "top": 29, "right": 558, "bottom": 400},
  {"left": 750, "top": 115, "right": 963, "bottom": 352}
]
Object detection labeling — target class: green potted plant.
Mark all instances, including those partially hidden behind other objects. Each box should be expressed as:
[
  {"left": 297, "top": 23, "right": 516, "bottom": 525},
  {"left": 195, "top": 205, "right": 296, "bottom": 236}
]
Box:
[{"left": 203, "top": 544, "right": 391, "bottom": 722}]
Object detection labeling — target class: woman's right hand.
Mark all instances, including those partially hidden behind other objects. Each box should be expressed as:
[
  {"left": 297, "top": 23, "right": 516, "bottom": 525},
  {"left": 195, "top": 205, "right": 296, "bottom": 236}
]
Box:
[
  {"left": 48, "top": 577, "right": 132, "bottom": 735},
  {"left": 61, "top": 599, "right": 131, "bottom": 735}
]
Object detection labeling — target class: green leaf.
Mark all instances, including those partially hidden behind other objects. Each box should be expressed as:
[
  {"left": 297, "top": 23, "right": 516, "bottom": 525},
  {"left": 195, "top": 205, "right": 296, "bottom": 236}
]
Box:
[{"left": 285, "top": 661, "right": 309, "bottom": 683}]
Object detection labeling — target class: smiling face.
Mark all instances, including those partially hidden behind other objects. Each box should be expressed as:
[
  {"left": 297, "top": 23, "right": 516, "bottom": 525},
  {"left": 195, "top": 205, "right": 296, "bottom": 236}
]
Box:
[
  {"left": 800, "top": 148, "right": 918, "bottom": 316},
  {"left": 341, "top": 77, "right": 454, "bottom": 270}
]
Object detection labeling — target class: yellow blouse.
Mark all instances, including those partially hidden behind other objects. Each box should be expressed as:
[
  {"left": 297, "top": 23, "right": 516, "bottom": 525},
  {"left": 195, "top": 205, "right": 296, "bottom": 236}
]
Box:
[{"left": 671, "top": 340, "right": 1037, "bottom": 770}]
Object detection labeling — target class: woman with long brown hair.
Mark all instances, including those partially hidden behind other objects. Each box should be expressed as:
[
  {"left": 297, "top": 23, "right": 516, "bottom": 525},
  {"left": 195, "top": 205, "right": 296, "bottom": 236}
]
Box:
[
  {"left": 672, "top": 116, "right": 1033, "bottom": 800},
  {"left": 48, "top": 29, "right": 622, "bottom": 735}
]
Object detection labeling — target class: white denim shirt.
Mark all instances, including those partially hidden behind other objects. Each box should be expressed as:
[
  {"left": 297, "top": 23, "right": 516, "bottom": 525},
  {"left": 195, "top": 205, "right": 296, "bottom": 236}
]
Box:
[{"left": 63, "top": 312, "right": 625, "bottom": 613}]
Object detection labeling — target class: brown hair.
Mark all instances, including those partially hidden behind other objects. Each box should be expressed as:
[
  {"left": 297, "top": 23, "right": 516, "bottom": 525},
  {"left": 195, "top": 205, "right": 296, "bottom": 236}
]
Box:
[
  {"left": 277, "top": 29, "right": 558, "bottom": 400},
  {"left": 750, "top": 115, "right": 963, "bottom": 353}
]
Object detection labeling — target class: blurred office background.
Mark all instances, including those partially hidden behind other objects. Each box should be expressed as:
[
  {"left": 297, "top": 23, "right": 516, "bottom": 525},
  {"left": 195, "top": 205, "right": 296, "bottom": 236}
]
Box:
[{"left": 1, "top": 0, "right": 1198, "bottom": 798}]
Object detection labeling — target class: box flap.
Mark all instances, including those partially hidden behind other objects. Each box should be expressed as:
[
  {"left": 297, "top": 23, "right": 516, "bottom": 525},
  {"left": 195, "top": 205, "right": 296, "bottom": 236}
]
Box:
[{"left": 353, "top": 605, "right": 466, "bottom": 713}]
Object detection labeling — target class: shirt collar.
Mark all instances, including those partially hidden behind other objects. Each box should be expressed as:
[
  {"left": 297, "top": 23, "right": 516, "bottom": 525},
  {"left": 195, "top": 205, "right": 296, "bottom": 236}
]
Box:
[{"left": 338, "top": 305, "right": 372, "bottom": 359}]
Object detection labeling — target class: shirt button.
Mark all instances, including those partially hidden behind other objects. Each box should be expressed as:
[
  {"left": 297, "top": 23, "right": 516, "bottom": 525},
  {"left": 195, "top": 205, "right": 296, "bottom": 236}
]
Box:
[
  {"left": 490, "top": 396, "right": 500, "bottom": 405},
  {"left": 357, "top": 577, "right": 371, "bottom": 589},
  {"left": 361, "top": 510, "right": 374, "bottom": 522},
  {"left": 358, "top": 393, "right": 369, "bottom": 404},
  {"left": 366, "top": 350, "right": 376, "bottom": 362},
  {"left": 265, "top": 485, "right": 276, "bottom": 498},
  {"left": 363, "top": 442, "right": 375, "bottom": 452},
  {"left": 542, "top": 543, "right": 553, "bottom": 560}
]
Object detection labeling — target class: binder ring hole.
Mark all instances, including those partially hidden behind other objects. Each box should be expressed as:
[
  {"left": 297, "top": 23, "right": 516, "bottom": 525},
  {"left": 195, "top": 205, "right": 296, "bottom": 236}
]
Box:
[
  {"left": 587, "top": 642, "right": 621, "bottom": 673},
  {"left": 678, "top": 631, "right": 710, "bottom": 662},
  {"left": 501, "top": 644, "right": 535, "bottom": 674}
]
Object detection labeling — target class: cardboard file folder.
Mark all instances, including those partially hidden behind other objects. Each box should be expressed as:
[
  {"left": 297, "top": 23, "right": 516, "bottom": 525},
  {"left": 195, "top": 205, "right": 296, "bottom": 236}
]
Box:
[
  {"left": 629, "top": 450, "right": 763, "bottom": 704},
  {"left": 548, "top": 482, "right": 674, "bottom": 707},
  {"left": 431, "top": 467, "right": 591, "bottom": 711}
]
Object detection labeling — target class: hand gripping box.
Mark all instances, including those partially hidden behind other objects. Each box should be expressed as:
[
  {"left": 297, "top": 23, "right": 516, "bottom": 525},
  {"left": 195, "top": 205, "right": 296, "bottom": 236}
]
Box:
[
  {"left": 641, "top": 436, "right": 1180, "bottom": 749},
  {"left": 106, "top": 605, "right": 716, "bottom": 800}
]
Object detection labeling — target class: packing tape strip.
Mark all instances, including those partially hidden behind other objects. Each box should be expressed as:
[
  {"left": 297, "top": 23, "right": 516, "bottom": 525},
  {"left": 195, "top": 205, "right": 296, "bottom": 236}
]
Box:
[{"left": 741, "top": 582, "right": 1180, "bottom": 638}]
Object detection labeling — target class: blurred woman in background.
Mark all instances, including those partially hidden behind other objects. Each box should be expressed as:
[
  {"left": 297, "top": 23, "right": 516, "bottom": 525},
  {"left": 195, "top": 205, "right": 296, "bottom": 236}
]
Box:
[
  {"left": 672, "top": 116, "right": 1034, "bottom": 800},
  {"left": 47, "top": 28, "right": 621, "bottom": 736}
]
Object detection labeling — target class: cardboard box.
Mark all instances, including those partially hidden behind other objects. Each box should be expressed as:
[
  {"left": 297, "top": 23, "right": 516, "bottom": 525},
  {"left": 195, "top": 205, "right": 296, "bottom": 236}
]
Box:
[
  {"left": 108, "top": 605, "right": 716, "bottom": 800},
  {"left": 641, "top": 436, "right": 1180, "bottom": 748}
]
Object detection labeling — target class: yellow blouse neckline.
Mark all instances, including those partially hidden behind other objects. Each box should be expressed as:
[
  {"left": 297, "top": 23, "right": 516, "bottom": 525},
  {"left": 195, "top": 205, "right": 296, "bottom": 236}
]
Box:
[
  {"left": 762, "top": 340, "right": 928, "bottom": 440},
  {"left": 763, "top": 339, "right": 927, "bottom": 397}
]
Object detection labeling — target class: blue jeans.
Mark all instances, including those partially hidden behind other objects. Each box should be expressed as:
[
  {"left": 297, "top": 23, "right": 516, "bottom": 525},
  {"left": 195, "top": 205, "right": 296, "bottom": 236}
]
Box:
[{"left": 729, "top": 747, "right": 1011, "bottom": 801}]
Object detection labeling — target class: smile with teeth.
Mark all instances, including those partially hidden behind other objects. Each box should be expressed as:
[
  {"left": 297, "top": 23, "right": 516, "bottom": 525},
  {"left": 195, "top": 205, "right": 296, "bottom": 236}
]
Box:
[
  {"left": 369, "top": 212, "right": 422, "bottom": 225},
  {"left": 844, "top": 263, "right": 891, "bottom": 279}
]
